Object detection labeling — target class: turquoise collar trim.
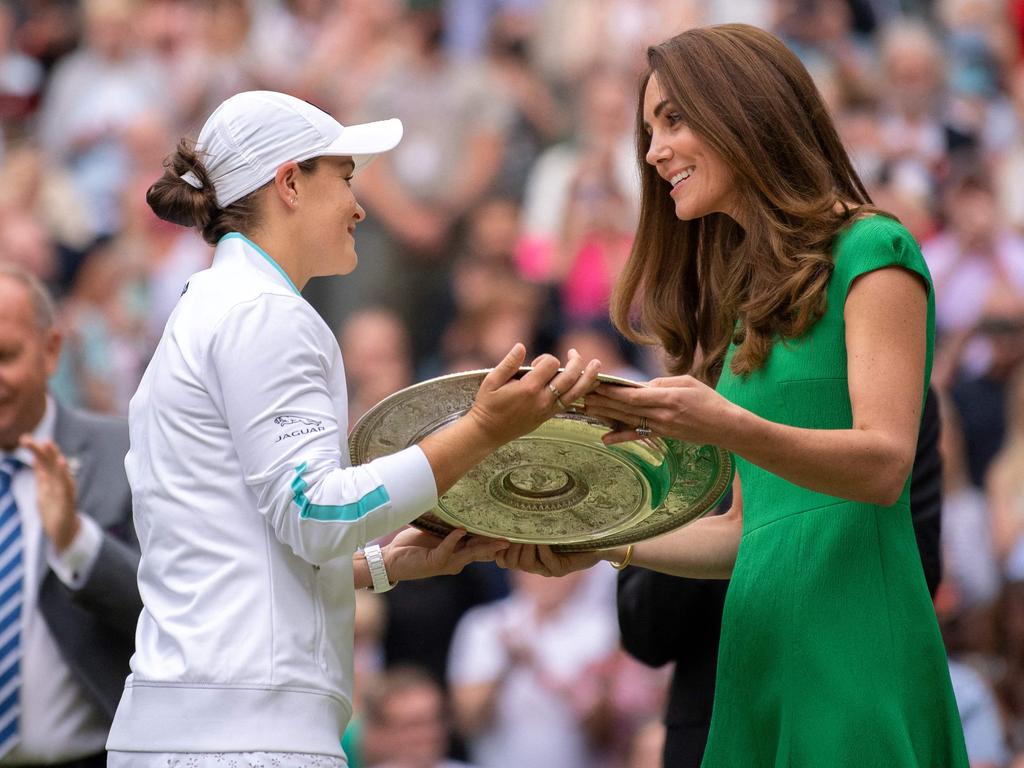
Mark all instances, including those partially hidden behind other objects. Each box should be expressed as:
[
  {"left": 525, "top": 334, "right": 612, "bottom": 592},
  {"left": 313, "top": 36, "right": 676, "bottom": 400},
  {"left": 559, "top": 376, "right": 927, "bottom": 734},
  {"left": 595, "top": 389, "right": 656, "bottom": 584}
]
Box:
[{"left": 219, "top": 232, "right": 301, "bottom": 296}]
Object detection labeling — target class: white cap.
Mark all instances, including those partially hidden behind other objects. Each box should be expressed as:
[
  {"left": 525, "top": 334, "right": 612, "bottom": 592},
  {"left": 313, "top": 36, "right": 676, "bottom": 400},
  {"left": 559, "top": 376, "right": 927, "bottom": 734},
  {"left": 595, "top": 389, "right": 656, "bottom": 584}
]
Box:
[{"left": 182, "top": 90, "right": 403, "bottom": 208}]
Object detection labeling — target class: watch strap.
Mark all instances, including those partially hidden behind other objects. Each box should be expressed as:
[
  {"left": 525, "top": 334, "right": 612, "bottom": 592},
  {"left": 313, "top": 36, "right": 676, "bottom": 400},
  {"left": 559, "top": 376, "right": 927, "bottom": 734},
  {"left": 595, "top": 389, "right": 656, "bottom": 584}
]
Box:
[{"left": 363, "top": 543, "right": 395, "bottom": 593}]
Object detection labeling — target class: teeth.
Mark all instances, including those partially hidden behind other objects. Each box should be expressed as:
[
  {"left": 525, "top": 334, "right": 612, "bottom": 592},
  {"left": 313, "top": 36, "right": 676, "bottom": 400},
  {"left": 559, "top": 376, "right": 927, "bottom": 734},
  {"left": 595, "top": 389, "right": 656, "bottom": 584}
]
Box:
[{"left": 670, "top": 169, "right": 693, "bottom": 185}]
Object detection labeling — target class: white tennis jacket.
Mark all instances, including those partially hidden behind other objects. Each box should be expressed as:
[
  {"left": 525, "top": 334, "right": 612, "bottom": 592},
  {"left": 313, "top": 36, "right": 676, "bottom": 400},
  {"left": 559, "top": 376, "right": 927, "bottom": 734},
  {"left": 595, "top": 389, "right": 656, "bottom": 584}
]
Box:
[{"left": 107, "top": 233, "right": 438, "bottom": 755}]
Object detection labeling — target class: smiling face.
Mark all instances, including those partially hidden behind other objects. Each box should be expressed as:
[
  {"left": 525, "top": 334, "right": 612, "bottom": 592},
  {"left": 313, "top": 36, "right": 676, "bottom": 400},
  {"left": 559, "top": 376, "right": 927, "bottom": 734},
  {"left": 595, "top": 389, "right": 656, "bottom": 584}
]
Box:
[
  {"left": 0, "top": 277, "right": 60, "bottom": 451},
  {"left": 642, "top": 72, "right": 740, "bottom": 224},
  {"left": 302, "top": 155, "right": 365, "bottom": 276}
]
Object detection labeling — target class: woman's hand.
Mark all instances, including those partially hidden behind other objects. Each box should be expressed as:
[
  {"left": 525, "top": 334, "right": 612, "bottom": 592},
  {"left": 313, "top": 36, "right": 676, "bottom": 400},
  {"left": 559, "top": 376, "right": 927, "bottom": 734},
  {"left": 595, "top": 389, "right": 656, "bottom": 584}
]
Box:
[
  {"left": 384, "top": 527, "right": 509, "bottom": 583},
  {"left": 467, "top": 345, "right": 602, "bottom": 449},
  {"left": 419, "top": 344, "right": 601, "bottom": 497},
  {"left": 495, "top": 542, "right": 604, "bottom": 577},
  {"left": 584, "top": 375, "right": 738, "bottom": 446}
]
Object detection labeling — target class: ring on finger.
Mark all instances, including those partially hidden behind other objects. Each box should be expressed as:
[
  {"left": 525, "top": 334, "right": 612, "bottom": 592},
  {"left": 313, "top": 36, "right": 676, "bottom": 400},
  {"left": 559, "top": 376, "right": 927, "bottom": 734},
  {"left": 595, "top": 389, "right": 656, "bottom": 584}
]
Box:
[
  {"left": 548, "top": 383, "right": 567, "bottom": 409},
  {"left": 635, "top": 416, "right": 653, "bottom": 438}
]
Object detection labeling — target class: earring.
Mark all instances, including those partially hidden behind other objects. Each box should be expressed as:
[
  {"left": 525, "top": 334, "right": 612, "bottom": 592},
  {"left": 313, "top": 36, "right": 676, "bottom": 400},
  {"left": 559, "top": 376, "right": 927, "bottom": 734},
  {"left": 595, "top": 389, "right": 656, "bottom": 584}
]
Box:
[{"left": 290, "top": 197, "right": 296, "bottom": 205}]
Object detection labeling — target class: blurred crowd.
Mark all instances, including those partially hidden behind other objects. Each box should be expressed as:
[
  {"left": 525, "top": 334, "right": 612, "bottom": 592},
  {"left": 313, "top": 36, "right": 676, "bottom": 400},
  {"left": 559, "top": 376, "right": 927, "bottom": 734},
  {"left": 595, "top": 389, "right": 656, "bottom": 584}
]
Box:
[{"left": 3, "top": 0, "right": 1024, "bottom": 765}]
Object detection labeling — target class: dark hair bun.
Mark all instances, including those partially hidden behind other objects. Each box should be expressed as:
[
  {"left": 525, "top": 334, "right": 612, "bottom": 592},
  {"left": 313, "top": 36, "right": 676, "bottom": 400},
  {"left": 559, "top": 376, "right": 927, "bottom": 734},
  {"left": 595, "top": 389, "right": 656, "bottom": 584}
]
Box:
[{"left": 146, "top": 139, "right": 218, "bottom": 231}]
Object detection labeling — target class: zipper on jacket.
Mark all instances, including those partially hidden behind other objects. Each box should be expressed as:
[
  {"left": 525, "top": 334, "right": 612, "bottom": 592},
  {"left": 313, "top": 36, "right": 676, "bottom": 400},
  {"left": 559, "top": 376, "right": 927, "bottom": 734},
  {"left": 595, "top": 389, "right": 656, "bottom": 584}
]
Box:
[{"left": 311, "top": 565, "right": 327, "bottom": 672}]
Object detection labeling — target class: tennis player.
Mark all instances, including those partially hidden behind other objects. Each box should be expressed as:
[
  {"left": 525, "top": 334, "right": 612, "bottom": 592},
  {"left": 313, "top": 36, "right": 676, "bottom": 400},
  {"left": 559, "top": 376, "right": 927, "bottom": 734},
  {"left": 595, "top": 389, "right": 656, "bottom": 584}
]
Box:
[{"left": 105, "top": 91, "right": 599, "bottom": 766}]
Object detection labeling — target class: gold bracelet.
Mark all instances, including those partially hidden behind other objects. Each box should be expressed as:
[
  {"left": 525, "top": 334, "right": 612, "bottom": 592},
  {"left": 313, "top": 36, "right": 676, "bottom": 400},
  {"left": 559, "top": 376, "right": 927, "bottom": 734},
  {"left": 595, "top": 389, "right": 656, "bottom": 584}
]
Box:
[{"left": 609, "top": 544, "right": 634, "bottom": 570}]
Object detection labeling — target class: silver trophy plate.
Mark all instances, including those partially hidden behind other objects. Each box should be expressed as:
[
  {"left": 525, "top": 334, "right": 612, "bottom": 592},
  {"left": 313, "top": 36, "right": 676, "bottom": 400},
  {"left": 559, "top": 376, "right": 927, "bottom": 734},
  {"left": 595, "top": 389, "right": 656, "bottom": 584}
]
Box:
[{"left": 349, "top": 369, "right": 733, "bottom": 552}]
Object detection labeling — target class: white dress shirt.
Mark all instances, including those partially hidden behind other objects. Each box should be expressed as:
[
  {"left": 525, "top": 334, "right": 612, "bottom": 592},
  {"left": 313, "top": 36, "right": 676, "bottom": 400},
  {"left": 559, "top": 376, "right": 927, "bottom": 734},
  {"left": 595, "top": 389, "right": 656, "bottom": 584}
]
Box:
[{"left": 0, "top": 396, "right": 108, "bottom": 764}]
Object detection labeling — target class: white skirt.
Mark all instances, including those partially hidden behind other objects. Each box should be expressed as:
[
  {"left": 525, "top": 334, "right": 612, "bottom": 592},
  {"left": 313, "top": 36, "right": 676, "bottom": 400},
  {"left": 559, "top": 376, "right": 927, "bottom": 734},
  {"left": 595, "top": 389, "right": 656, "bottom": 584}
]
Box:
[{"left": 107, "top": 752, "right": 347, "bottom": 767}]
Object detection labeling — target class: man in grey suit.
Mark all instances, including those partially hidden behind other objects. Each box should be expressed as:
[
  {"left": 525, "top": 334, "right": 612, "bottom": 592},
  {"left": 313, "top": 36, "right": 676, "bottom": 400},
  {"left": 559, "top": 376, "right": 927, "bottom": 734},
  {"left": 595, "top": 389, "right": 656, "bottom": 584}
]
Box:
[{"left": 0, "top": 263, "right": 139, "bottom": 768}]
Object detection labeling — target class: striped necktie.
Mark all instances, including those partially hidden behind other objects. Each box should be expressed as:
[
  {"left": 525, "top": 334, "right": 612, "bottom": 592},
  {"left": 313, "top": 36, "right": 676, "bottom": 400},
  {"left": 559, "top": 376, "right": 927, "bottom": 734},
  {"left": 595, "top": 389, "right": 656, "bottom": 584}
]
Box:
[{"left": 0, "top": 458, "right": 21, "bottom": 756}]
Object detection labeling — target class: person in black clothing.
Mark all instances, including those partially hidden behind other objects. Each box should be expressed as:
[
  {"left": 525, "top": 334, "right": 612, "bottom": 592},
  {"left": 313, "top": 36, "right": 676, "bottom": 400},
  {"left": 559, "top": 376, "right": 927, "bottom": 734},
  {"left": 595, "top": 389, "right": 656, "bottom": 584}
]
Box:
[{"left": 618, "top": 385, "right": 943, "bottom": 768}]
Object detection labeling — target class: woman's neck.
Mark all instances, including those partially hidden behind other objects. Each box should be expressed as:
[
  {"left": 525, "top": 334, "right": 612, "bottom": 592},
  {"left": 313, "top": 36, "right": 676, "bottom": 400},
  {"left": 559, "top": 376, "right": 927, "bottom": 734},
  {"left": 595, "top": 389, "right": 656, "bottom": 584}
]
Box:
[{"left": 241, "top": 229, "right": 310, "bottom": 292}]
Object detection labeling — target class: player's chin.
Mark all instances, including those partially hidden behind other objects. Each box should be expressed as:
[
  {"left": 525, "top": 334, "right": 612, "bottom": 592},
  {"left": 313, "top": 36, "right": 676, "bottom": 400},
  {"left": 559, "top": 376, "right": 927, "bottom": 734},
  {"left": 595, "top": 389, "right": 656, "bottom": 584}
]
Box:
[{"left": 337, "top": 251, "right": 358, "bottom": 275}]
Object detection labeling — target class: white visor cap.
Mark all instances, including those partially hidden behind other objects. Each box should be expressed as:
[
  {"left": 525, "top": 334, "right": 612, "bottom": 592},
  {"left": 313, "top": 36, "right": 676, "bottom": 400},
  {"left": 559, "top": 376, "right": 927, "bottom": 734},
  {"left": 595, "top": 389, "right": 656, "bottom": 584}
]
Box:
[{"left": 191, "top": 90, "right": 403, "bottom": 208}]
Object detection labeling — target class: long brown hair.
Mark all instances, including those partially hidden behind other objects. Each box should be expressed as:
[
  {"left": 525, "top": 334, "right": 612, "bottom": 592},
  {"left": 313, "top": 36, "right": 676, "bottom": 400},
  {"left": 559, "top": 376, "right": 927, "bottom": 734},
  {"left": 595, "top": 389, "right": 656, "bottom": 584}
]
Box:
[{"left": 611, "top": 24, "right": 881, "bottom": 382}]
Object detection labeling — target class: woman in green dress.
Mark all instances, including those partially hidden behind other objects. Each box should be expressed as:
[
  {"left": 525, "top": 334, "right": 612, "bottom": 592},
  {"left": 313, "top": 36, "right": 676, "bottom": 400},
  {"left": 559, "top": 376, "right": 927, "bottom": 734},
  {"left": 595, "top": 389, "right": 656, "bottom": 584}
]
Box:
[{"left": 499, "top": 24, "right": 969, "bottom": 767}]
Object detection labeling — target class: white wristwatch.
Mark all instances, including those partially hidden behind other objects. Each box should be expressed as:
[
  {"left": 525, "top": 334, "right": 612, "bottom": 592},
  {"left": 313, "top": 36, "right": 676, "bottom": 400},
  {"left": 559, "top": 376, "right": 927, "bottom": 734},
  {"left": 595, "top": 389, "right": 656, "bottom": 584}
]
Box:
[{"left": 363, "top": 544, "right": 395, "bottom": 593}]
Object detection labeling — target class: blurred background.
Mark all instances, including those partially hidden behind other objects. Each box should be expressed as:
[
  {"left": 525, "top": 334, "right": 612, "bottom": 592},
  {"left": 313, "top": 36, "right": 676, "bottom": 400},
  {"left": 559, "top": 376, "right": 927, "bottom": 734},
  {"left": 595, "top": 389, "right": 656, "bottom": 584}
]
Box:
[{"left": 3, "top": 0, "right": 1024, "bottom": 765}]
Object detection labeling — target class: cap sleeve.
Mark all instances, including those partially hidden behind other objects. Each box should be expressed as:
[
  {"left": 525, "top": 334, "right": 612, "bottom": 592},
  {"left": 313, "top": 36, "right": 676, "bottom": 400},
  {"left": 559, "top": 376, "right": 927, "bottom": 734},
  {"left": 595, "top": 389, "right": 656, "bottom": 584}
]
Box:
[{"left": 831, "top": 215, "right": 933, "bottom": 301}]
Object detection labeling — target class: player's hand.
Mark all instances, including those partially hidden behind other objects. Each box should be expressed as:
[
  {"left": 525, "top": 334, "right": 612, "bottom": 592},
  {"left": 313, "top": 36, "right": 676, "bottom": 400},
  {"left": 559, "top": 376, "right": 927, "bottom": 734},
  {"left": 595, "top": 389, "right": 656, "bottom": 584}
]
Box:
[
  {"left": 384, "top": 527, "right": 509, "bottom": 583},
  {"left": 468, "top": 344, "right": 601, "bottom": 448}
]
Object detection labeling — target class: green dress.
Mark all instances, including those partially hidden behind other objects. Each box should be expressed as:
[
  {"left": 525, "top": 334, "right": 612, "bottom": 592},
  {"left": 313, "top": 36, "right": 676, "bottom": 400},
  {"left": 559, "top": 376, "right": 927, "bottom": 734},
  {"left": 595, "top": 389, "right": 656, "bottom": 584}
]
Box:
[{"left": 704, "top": 216, "right": 968, "bottom": 767}]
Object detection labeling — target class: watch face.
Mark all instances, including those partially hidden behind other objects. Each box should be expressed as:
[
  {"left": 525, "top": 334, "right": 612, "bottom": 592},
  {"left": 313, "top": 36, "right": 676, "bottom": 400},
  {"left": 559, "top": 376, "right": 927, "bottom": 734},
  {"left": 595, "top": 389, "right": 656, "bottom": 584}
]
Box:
[{"left": 350, "top": 369, "right": 733, "bottom": 553}]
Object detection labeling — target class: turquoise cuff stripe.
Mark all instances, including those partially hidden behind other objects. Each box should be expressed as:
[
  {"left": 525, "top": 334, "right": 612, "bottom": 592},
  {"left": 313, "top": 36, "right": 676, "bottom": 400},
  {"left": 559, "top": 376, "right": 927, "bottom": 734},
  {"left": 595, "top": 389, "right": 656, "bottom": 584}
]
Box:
[
  {"left": 220, "top": 232, "right": 301, "bottom": 295},
  {"left": 291, "top": 461, "right": 390, "bottom": 521}
]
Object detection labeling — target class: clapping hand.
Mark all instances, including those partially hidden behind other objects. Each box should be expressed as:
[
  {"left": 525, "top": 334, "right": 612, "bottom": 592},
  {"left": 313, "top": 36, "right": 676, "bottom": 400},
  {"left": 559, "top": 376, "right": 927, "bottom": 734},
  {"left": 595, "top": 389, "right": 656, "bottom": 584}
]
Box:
[{"left": 19, "top": 436, "right": 80, "bottom": 553}]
